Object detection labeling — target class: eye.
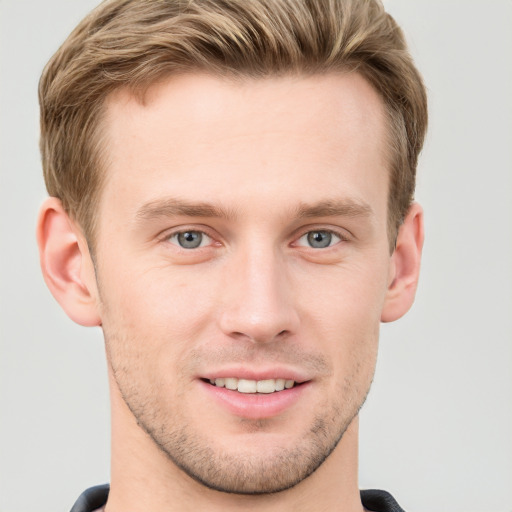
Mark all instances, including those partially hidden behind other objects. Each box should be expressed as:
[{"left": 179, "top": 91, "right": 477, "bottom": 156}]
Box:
[
  {"left": 168, "top": 230, "right": 212, "bottom": 249},
  {"left": 297, "top": 230, "right": 342, "bottom": 249}
]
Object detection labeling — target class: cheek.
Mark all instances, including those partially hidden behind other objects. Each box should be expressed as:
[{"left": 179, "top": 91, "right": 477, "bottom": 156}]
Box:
[
  {"left": 103, "top": 260, "right": 203, "bottom": 318},
  {"left": 297, "top": 258, "right": 389, "bottom": 327},
  {"left": 296, "top": 261, "right": 385, "bottom": 380},
  {"left": 98, "top": 263, "right": 217, "bottom": 363}
]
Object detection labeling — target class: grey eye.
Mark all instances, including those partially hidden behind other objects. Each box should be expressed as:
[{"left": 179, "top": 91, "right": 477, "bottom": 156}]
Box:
[
  {"left": 297, "top": 230, "right": 341, "bottom": 249},
  {"left": 307, "top": 231, "right": 332, "bottom": 248},
  {"left": 173, "top": 231, "right": 207, "bottom": 249}
]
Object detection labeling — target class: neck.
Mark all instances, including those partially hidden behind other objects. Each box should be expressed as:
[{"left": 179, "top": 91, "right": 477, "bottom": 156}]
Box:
[{"left": 106, "top": 374, "right": 364, "bottom": 512}]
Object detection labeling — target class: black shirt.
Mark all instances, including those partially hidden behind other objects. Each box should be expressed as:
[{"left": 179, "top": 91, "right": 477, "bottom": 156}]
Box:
[{"left": 70, "top": 484, "right": 406, "bottom": 511}]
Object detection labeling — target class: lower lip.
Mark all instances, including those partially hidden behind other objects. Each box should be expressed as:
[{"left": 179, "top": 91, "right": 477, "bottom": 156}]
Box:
[{"left": 199, "top": 380, "right": 309, "bottom": 420}]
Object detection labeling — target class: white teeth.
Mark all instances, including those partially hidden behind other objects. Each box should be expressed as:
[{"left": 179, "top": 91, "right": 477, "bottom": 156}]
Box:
[
  {"left": 224, "top": 378, "right": 238, "bottom": 390},
  {"left": 238, "top": 379, "right": 257, "bottom": 393},
  {"left": 275, "top": 379, "right": 285, "bottom": 391},
  {"left": 209, "top": 377, "right": 296, "bottom": 393},
  {"left": 256, "top": 379, "right": 275, "bottom": 393}
]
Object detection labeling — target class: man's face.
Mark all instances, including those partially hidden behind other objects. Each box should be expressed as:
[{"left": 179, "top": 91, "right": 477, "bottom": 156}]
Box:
[{"left": 94, "top": 72, "right": 393, "bottom": 493}]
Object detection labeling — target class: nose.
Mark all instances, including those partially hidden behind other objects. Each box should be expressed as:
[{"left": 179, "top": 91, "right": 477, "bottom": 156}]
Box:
[{"left": 218, "top": 243, "right": 299, "bottom": 344}]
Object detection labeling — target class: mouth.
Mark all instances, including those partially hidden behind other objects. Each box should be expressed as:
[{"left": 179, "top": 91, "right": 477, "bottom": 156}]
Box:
[
  {"left": 204, "top": 377, "right": 297, "bottom": 394},
  {"left": 199, "top": 374, "right": 310, "bottom": 419}
]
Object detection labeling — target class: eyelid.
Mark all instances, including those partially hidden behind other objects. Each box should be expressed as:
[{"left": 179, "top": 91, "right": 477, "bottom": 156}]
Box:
[
  {"left": 168, "top": 231, "right": 212, "bottom": 248},
  {"left": 292, "top": 226, "right": 350, "bottom": 247},
  {"left": 159, "top": 225, "right": 219, "bottom": 247},
  {"left": 156, "top": 224, "right": 350, "bottom": 250}
]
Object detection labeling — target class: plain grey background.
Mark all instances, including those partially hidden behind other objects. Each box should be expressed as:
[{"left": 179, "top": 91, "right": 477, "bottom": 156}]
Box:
[{"left": 1, "top": 1, "right": 511, "bottom": 511}]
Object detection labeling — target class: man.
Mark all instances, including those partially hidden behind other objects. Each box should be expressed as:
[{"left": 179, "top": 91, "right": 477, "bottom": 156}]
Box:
[{"left": 36, "top": 0, "right": 427, "bottom": 510}]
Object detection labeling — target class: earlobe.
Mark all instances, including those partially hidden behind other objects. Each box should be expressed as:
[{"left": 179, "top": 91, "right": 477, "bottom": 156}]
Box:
[
  {"left": 36, "top": 197, "right": 101, "bottom": 327},
  {"left": 381, "top": 203, "right": 424, "bottom": 323}
]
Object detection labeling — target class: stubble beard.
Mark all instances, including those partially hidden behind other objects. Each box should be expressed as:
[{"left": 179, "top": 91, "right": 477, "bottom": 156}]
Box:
[
  {"left": 109, "top": 354, "right": 373, "bottom": 495},
  {"left": 150, "top": 411, "right": 362, "bottom": 495},
  {"left": 99, "top": 281, "right": 377, "bottom": 497}
]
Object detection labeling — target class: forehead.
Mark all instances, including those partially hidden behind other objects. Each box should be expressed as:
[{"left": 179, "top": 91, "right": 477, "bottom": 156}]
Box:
[{"left": 99, "top": 72, "right": 388, "bottom": 224}]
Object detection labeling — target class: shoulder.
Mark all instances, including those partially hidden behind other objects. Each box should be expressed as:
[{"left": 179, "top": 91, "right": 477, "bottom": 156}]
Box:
[
  {"left": 70, "top": 485, "right": 404, "bottom": 512},
  {"left": 360, "top": 489, "right": 406, "bottom": 512},
  {"left": 70, "top": 484, "right": 109, "bottom": 512}
]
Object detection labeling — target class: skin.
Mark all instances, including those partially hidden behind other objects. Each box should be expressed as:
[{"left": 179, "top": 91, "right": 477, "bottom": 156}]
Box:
[{"left": 37, "top": 72, "right": 423, "bottom": 511}]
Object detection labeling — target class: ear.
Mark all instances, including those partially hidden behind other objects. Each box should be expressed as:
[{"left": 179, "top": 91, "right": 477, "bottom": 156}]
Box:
[
  {"left": 381, "top": 203, "right": 424, "bottom": 323},
  {"left": 36, "top": 197, "right": 101, "bottom": 326}
]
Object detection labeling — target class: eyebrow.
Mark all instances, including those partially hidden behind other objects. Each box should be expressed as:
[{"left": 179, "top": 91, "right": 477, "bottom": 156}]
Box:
[
  {"left": 136, "top": 198, "right": 237, "bottom": 222},
  {"left": 295, "top": 199, "right": 373, "bottom": 219},
  {"left": 135, "top": 197, "right": 373, "bottom": 223}
]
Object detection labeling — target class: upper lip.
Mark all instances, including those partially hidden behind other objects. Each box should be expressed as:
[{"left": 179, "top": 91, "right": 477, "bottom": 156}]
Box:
[{"left": 199, "top": 367, "right": 311, "bottom": 384}]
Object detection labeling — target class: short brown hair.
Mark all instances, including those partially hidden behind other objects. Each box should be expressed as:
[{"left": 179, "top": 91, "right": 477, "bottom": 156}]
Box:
[{"left": 39, "top": 0, "right": 427, "bottom": 248}]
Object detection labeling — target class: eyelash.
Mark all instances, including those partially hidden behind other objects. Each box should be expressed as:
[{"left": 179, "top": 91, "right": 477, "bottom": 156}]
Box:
[
  {"left": 294, "top": 228, "right": 347, "bottom": 249},
  {"left": 161, "top": 226, "right": 348, "bottom": 251},
  {"left": 162, "top": 228, "right": 216, "bottom": 250}
]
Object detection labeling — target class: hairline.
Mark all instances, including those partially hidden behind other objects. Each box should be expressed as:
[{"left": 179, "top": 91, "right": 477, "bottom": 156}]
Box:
[{"left": 83, "top": 68, "right": 401, "bottom": 255}]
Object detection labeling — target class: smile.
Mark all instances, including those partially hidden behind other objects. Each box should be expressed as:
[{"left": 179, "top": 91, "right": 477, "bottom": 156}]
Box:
[{"left": 208, "top": 377, "right": 296, "bottom": 394}]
